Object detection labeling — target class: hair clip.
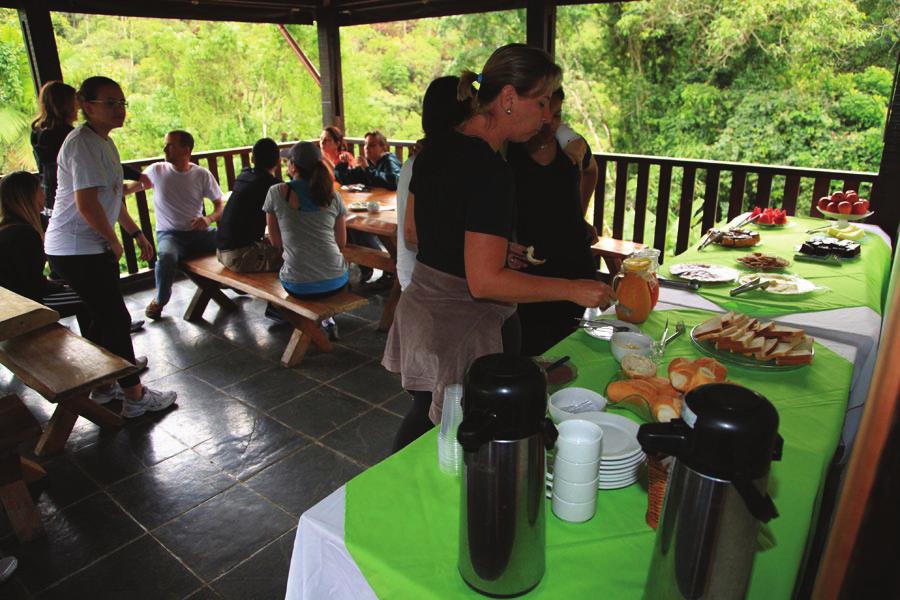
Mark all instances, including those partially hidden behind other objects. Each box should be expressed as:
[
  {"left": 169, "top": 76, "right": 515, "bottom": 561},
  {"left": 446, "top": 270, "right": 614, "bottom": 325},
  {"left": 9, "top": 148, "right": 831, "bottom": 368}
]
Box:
[{"left": 475, "top": 73, "right": 483, "bottom": 84}]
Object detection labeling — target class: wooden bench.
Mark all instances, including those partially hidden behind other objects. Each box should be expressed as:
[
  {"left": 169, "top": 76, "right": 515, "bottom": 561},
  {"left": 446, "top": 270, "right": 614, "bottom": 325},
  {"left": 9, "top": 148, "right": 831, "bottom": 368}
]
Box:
[
  {"left": 0, "top": 324, "right": 137, "bottom": 456},
  {"left": 0, "top": 394, "right": 45, "bottom": 541},
  {"left": 0, "top": 286, "right": 60, "bottom": 342},
  {"left": 180, "top": 255, "right": 368, "bottom": 367}
]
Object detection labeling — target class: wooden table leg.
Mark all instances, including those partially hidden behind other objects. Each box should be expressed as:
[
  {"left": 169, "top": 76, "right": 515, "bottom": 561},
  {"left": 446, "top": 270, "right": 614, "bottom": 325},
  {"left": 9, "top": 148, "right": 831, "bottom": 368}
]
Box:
[
  {"left": 60, "top": 393, "right": 124, "bottom": 429},
  {"left": 183, "top": 273, "right": 237, "bottom": 321},
  {"left": 378, "top": 277, "right": 402, "bottom": 332},
  {"left": 20, "top": 457, "right": 47, "bottom": 483},
  {"left": 0, "top": 479, "right": 44, "bottom": 542},
  {"left": 34, "top": 404, "right": 78, "bottom": 457}
]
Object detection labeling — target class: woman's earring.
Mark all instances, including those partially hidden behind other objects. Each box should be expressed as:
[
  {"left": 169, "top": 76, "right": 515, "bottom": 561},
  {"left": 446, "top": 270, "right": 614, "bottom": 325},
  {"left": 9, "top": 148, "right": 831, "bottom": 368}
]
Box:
[{"left": 505, "top": 107, "right": 512, "bottom": 115}]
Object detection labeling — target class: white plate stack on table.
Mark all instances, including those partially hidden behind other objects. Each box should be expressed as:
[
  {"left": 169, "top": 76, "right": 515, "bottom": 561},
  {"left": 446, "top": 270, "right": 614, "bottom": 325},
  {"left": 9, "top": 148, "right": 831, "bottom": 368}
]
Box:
[
  {"left": 548, "top": 412, "right": 645, "bottom": 491},
  {"left": 550, "top": 420, "right": 604, "bottom": 523}
]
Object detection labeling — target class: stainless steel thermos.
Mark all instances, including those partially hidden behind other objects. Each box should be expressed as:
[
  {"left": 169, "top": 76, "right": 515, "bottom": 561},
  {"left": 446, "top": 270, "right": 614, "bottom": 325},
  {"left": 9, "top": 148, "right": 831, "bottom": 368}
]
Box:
[
  {"left": 638, "top": 383, "right": 782, "bottom": 600},
  {"left": 457, "top": 354, "right": 558, "bottom": 597}
]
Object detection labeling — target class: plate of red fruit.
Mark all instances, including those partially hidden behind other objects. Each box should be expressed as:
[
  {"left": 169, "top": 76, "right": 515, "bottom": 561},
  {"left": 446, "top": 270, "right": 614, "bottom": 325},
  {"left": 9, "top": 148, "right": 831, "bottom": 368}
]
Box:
[
  {"left": 751, "top": 206, "right": 789, "bottom": 227},
  {"left": 816, "top": 190, "right": 873, "bottom": 224}
]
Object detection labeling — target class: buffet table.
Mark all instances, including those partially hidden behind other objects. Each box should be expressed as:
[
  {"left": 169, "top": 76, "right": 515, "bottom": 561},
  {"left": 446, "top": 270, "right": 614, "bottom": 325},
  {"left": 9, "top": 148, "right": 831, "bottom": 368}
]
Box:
[{"left": 286, "top": 215, "right": 893, "bottom": 599}]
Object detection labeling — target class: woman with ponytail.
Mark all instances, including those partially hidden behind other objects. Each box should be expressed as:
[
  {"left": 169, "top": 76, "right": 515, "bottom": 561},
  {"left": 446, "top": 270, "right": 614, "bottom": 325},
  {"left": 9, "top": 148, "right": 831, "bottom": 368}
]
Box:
[
  {"left": 384, "top": 44, "right": 615, "bottom": 451},
  {"left": 264, "top": 141, "right": 349, "bottom": 300}
]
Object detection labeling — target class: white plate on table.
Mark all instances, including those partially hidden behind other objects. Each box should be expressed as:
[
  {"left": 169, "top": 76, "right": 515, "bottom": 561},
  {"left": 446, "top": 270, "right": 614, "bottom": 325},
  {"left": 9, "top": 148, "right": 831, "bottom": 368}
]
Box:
[
  {"left": 669, "top": 263, "right": 741, "bottom": 284},
  {"left": 581, "top": 307, "right": 640, "bottom": 341},
  {"left": 737, "top": 273, "right": 817, "bottom": 295},
  {"left": 576, "top": 412, "right": 642, "bottom": 461}
]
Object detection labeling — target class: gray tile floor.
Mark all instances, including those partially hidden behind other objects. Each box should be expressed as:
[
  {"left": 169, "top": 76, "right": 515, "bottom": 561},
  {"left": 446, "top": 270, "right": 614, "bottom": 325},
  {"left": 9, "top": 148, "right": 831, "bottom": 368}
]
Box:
[{"left": 0, "top": 278, "right": 405, "bottom": 599}]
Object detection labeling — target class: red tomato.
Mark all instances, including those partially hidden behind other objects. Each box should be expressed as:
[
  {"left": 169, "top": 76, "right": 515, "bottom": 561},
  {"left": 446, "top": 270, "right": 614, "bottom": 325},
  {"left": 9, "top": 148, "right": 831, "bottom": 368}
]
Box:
[
  {"left": 837, "top": 201, "right": 852, "bottom": 214},
  {"left": 817, "top": 197, "right": 831, "bottom": 211},
  {"left": 831, "top": 191, "right": 845, "bottom": 203},
  {"left": 845, "top": 191, "right": 859, "bottom": 203},
  {"left": 827, "top": 201, "right": 839, "bottom": 213},
  {"left": 852, "top": 201, "right": 867, "bottom": 215}
]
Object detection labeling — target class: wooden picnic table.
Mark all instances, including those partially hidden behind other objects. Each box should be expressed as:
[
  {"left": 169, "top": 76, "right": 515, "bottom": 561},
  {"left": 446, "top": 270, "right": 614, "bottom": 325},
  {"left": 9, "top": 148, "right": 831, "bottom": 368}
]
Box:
[{"left": 339, "top": 187, "right": 401, "bottom": 331}]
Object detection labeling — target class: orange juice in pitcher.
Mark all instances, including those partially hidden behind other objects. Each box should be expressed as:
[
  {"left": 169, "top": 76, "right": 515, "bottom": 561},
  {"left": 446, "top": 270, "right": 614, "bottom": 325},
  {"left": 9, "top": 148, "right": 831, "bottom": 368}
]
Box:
[{"left": 613, "top": 252, "right": 660, "bottom": 324}]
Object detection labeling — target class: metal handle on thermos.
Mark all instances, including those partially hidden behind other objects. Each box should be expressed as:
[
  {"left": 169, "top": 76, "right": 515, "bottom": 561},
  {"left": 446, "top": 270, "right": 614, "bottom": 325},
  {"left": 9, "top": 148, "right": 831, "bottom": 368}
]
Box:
[
  {"left": 457, "top": 411, "right": 497, "bottom": 453},
  {"left": 637, "top": 420, "right": 691, "bottom": 456}
]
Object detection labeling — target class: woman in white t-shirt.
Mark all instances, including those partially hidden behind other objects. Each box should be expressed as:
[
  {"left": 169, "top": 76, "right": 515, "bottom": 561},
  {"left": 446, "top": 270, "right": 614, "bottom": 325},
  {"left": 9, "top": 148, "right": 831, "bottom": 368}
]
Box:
[{"left": 44, "top": 76, "right": 176, "bottom": 418}]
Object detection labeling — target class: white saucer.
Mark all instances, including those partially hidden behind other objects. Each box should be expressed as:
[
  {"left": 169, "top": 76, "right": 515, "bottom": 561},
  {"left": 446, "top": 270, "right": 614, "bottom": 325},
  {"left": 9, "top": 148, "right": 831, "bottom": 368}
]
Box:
[
  {"left": 577, "top": 413, "right": 641, "bottom": 461},
  {"left": 598, "top": 479, "right": 639, "bottom": 490},
  {"left": 581, "top": 308, "right": 640, "bottom": 341},
  {"left": 600, "top": 452, "right": 646, "bottom": 468}
]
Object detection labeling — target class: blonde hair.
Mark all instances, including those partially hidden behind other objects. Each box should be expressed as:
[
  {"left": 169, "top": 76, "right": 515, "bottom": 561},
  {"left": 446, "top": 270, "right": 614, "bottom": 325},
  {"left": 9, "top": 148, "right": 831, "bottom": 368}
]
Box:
[
  {"left": 0, "top": 172, "right": 44, "bottom": 240},
  {"left": 32, "top": 81, "right": 76, "bottom": 132},
  {"left": 458, "top": 44, "right": 563, "bottom": 113}
]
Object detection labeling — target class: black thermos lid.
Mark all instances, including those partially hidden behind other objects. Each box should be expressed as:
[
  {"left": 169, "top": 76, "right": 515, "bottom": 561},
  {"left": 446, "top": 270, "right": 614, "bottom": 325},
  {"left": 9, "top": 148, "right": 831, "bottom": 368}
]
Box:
[
  {"left": 638, "top": 383, "right": 781, "bottom": 480},
  {"left": 458, "top": 354, "right": 548, "bottom": 449}
]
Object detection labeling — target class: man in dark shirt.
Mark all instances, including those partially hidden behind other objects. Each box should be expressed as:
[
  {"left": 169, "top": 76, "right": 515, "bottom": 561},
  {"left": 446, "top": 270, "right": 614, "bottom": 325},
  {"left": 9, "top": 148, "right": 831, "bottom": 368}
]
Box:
[
  {"left": 334, "top": 130, "right": 402, "bottom": 190},
  {"left": 216, "top": 138, "right": 283, "bottom": 272}
]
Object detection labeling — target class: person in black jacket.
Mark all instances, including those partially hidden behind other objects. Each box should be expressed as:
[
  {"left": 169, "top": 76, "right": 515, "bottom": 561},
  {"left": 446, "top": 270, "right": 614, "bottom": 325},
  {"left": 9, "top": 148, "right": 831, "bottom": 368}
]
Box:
[
  {"left": 334, "top": 130, "right": 401, "bottom": 190},
  {"left": 30, "top": 81, "right": 77, "bottom": 214},
  {"left": 216, "top": 138, "right": 283, "bottom": 272}
]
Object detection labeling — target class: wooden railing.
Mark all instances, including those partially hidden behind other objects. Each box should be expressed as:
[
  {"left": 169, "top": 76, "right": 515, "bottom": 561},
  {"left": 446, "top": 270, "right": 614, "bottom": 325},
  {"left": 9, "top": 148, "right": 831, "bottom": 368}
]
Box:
[
  {"left": 115, "top": 140, "right": 878, "bottom": 283},
  {"left": 591, "top": 152, "right": 879, "bottom": 260}
]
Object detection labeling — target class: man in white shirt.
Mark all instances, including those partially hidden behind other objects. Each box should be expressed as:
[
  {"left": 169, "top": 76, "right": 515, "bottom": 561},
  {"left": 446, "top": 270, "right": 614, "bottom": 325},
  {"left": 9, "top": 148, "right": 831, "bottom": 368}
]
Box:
[{"left": 140, "top": 130, "right": 224, "bottom": 319}]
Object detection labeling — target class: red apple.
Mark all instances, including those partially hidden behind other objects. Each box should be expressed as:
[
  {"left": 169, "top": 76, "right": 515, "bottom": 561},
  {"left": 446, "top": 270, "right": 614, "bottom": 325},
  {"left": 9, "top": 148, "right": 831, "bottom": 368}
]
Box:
[
  {"left": 837, "top": 201, "right": 852, "bottom": 214},
  {"left": 827, "top": 201, "right": 839, "bottom": 213},
  {"left": 817, "top": 197, "right": 831, "bottom": 211},
  {"left": 852, "top": 201, "right": 868, "bottom": 215},
  {"left": 858, "top": 198, "right": 870, "bottom": 212},
  {"left": 831, "top": 191, "right": 845, "bottom": 203},
  {"left": 845, "top": 191, "right": 859, "bottom": 203}
]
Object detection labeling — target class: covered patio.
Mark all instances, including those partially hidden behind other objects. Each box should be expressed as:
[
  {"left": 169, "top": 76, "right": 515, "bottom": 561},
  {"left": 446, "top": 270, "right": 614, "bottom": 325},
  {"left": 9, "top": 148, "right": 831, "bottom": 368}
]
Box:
[{"left": 1, "top": 1, "right": 899, "bottom": 599}]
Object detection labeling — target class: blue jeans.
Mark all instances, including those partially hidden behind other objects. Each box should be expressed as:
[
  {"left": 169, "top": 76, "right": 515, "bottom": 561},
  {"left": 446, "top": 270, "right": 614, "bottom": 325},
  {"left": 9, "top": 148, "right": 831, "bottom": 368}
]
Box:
[{"left": 155, "top": 229, "right": 217, "bottom": 305}]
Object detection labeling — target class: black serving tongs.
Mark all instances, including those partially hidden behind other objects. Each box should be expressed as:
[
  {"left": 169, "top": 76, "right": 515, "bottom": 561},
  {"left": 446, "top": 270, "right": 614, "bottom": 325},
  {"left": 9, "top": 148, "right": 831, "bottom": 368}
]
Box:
[
  {"left": 658, "top": 277, "right": 701, "bottom": 292},
  {"left": 729, "top": 277, "right": 772, "bottom": 297}
]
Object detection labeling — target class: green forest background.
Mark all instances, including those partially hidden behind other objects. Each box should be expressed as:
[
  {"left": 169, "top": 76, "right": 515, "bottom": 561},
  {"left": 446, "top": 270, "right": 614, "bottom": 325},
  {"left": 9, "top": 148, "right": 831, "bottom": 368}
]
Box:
[{"left": 1, "top": 0, "right": 898, "bottom": 255}]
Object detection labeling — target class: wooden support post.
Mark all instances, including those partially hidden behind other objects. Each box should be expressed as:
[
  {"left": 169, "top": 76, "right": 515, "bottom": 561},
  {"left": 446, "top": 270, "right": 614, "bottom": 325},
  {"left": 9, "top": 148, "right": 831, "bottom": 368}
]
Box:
[
  {"left": 526, "top": 0, "right": 557, "bottom": 58},
  {"left": 280, "top": 312, "right": 333, "bottom": 367},
  {"left": 0, "top": 479, "right": 44, "bottom": 542},
  {"left": 871, "top": 53, "right": 900, "bottom": 244},
  {"left": 317, "top": 8, "right": 345, "bottom": 131},
  {"left": 183, "top": 272, "right": 237, "bottom": 321},
  {"left": 34, "top": 404, "right": 78, "bottom": 457},
  {"left": 18, "top": 0, "right": 63, "bottom": 95}
]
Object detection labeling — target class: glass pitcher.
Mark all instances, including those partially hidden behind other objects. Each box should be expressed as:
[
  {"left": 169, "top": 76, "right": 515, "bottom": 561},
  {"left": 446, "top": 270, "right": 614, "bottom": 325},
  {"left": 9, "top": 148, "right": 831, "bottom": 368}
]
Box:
[{"left": 612, "top": 252, "right": 660, "bottom": 324}]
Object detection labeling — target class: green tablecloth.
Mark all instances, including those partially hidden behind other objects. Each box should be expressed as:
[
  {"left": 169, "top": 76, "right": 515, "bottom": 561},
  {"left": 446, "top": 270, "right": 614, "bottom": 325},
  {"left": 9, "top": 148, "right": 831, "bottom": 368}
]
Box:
[
  {"left": 665, "top": 216, "right": 890, "bottom": 317},
  {"left": 345, "top": 309, "right": 853, "bottom": 599}
]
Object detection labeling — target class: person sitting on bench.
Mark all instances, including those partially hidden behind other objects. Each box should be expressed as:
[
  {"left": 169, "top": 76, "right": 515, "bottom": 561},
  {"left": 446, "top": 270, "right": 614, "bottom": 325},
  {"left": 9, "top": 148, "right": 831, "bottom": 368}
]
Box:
[
  {"left": 140, "top": 130, "right": 224, "bottom": 320},
  {"left": 43, "top": 75, "right": 174, "bottom": 416},
  {"left": 264, "top": 142, "right": 349, "bottom": 339},
  {"left": 215, "top": 138, "right": 283, "bottom": 273}
]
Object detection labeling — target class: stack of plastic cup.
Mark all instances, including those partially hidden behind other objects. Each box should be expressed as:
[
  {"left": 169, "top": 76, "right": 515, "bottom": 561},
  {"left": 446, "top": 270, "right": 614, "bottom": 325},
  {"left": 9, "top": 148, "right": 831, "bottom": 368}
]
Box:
[
  {"left": 437, "top": 384, "right": 464, "bottom": 475},
  {"left": 551, "top": 419, "right": 603, "bottom": 522}
]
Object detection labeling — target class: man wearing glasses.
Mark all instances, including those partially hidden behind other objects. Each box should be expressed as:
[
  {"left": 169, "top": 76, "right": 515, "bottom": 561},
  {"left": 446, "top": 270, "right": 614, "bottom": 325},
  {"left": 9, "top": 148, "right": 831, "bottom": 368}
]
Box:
[{"left": 137, "top": 130, "right": 224, "bottom": 320}]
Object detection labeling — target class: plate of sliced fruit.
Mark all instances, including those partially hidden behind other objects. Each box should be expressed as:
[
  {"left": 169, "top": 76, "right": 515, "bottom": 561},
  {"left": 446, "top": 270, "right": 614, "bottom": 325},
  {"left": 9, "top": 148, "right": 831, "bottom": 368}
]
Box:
[{"left": 751, "top": 207, "right": 790, "bottom": 228}]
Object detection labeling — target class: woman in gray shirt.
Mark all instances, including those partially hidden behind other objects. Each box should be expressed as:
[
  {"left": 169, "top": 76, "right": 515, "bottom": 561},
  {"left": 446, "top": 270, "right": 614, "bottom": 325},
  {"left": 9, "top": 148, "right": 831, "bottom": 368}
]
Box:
[{"left": 264, "top": 142, "right": 348, "bottom": 297}]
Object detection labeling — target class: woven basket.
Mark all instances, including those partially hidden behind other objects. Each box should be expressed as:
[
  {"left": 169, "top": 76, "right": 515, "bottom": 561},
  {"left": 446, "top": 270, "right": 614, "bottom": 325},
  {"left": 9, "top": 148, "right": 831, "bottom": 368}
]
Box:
[{"left": 646, "top": 454, "right": 672, "bottom": 529}]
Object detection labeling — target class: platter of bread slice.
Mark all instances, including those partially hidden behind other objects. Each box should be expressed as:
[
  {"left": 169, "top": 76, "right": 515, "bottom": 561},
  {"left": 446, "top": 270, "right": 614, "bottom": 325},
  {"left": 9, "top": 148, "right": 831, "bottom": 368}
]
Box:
[{"left": 691, "top": 311, "right": 814, "bottom": 368}]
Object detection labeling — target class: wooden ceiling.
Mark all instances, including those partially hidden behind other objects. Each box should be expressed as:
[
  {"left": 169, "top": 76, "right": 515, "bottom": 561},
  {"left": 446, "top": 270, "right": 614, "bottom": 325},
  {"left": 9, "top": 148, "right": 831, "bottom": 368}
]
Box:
[{"left": 1, "top": 0, "right": 617, "bottom": 26}]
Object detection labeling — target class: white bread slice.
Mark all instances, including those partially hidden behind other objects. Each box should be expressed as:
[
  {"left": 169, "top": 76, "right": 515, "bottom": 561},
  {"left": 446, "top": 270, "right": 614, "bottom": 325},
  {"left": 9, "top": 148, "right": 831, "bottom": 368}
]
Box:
[
  {"left": 720, "top": 311, "right": 737, "bottom": 327},
  {"left": 694, "top": 315, "right": 725, "bottom": 340},
  {"left": 717, "top": 320, "right": 758, "bottom": 351},
  {"left": 741, "top": 336, "right": 766, "bottom": 356},
  {"left": 754, "top": 322, "right": 775, "bottom": 337},
  {"left": 766, "top": 337, "right": 804, "bottom": 359},
  {"left": 775, "top": 336, "right": 815, "bottom": 365},
  {"left": 767, "top": 323, "right": 805, "bottom": 340},
  {"left": 754, "top": 338, "right": 779, "bottom": 360}
]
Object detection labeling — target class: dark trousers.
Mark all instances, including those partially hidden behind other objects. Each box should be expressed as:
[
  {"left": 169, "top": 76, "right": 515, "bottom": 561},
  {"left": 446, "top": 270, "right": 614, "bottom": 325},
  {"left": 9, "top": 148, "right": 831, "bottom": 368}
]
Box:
[
  {"left": 391, "top": 314, "right": 522, "bottom": 453},
  {"left": 48, "top": 252, "right": 141, "bottom": 388},
  {"left": 42, "top": 287, "right": 92, "bottom": 335}
]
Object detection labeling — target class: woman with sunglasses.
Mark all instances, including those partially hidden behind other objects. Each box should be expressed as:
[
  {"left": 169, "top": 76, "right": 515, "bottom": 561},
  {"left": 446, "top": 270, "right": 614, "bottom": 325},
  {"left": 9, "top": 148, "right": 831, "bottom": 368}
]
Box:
[{"left": 44, "top": 76, "right": 176, "bottom": 416}]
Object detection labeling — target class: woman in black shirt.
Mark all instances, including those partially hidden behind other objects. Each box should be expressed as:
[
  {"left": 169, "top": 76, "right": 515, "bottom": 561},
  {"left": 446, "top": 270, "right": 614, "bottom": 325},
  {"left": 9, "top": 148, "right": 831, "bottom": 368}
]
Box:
[
  {"left": 384, "top": 45, "right": 614, "bottom": 451},
  {"left": 509, "top": 87, "right": 598, "bottom": 355},
  {"left": 30, "top": 81, "right": 77, "bottom": 213},
  {"left": 0, "top": 171, "right": 89, "bottom": 332}
]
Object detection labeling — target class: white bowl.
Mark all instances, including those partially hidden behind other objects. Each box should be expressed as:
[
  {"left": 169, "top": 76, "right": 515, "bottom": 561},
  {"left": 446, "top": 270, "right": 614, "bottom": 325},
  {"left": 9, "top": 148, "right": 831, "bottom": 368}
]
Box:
[
  {"left": 553, "top": 455, "right": 601, "bottom": 484},
  {"left": 548, "top": 387, "right": 608, "bottom": 424},
  {"left": 609, "top": 332, "right": 654, "bottom": 363},
  {"left": 556, "top": 419, "right": 604, "bottom": 464},
  {"left": 552, "top": 475, "right": 601, "bottom": 503},
  {"left": 552, "top": 493, "right": 596, "bottom": 523}
]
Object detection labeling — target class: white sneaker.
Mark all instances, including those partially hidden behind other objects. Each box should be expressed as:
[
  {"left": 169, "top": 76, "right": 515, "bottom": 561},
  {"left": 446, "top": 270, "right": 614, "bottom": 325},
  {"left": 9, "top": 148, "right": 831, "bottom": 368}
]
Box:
[
  {"left": 90, "top": 382, "right": 125, "bottom": 405},
  {"left": 123, "top": 387, "right": 177, "bottom": 418}
]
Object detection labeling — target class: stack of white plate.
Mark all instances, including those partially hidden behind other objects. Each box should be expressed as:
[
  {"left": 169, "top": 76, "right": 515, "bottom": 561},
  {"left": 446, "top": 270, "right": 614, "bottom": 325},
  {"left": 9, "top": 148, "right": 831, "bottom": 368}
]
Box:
[{"left": 548, "top": 412, "right": 644, "bottom": 493}]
